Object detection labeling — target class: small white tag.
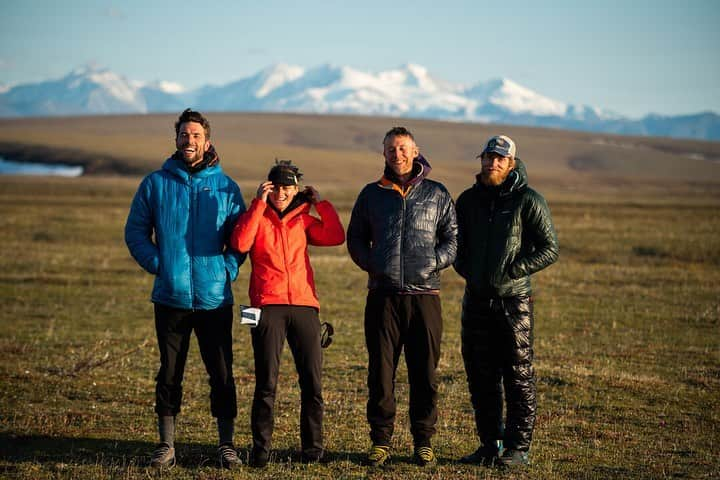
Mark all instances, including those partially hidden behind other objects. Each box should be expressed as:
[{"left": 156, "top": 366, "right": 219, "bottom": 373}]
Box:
[{"left": 239, "top": 306, "right": 261, "bottom": 327}]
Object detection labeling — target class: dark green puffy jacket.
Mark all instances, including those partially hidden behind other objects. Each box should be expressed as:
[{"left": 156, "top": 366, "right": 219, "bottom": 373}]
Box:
[{"left": 453, "top": 159, "right": 558, "bottom": 298}]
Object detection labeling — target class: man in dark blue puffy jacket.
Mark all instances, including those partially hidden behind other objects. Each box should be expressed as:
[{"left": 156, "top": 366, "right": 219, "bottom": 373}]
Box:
[
  {"left": 347, "top": 127, "right": 457, "bottom": 467},
  {"left": 125, "top": 109, "right": 246, "bottom": 469}
]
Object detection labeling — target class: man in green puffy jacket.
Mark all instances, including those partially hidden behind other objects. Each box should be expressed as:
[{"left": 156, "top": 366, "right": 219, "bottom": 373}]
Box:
[{"left": 454, "top": 135, "right": 558, "bottom": 468}]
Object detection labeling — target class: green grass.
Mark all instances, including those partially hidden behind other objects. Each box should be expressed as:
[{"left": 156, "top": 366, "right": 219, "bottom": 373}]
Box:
[{"left": 0, "top": 176, "right": 718, "bottom": 479}]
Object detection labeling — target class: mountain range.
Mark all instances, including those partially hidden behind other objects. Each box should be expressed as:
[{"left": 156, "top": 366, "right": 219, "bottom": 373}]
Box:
[{"left": 1, "top": 64, "right": 718, "bottom": 141}]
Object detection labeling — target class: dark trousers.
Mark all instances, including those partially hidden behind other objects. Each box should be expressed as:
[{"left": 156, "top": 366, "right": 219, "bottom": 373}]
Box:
[
  {"left": 364, "top": 291, "right": 442, "bottom": 447},
  {"left": 154, "top": 303, "right": 237, "bottom": 419},
  {"left": 461, "top": 294, "right": 536, "bottom": 451},
  {"left": 251, "top": 305, "right": 323, "bottom": 457}
]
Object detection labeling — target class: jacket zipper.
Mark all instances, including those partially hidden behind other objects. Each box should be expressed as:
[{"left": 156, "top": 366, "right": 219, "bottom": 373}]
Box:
[
  {"left": 486, "top": 197, "right": 495, "bottom": 288},
  {"left": 400, "top": 194, "right": 406, "bottom": 288},
  {"left": 281, "top": 220, "right": 292, "bottom": 304},
  {"left": 189, "top": 174, "right": 195, "bottom": 310}
]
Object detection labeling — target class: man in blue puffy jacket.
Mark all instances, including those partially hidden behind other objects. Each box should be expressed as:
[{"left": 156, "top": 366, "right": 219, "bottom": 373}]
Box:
[{"left": 125, "top": 109, "right": 246, "bottom": 469}]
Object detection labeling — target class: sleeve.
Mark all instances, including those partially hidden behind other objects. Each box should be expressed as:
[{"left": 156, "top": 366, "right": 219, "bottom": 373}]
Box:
[
  {"left": 229, "top": 197, "right": 265, "bottom": 254},
  {"left": 124, "top": 177, "right": 160, "bottom": 275},
  {"left": 508, "top": 191, "right": 559, "bottom": 279},
  {"left": 306, "top": 200, "right": 346, "bottom": 246},
  {"left": 452, "top": 192, "right": 469, "bottom": 279},
  {"left": 346, "top": 188, "right": 372, "bottom": 272},
  {"left": 223, "top": 182, "right": 248, "bottom": 282},
  {"left": 434, "top": 187, "right": 458, "bottom": 271}
]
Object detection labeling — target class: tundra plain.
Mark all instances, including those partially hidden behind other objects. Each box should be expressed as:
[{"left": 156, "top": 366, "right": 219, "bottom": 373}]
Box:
[{"left": 0, "top": 113, "right": 718, "bottom": 479}]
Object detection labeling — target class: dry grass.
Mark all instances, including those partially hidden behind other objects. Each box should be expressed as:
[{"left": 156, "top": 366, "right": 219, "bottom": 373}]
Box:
[{"left": 0, "top": 113, "right": 719, "bottom": 479}]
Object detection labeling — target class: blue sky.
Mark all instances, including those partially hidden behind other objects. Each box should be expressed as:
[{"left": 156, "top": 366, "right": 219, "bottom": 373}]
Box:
[{"left": 1, "top": 0, "right": 718, "bottom": 118}]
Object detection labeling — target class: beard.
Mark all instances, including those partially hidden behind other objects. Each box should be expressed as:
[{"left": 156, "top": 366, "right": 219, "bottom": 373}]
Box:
[
  {"left": 175, "top": 140, "right": 207, "bottom": 166},
  {"left": 480, "top": 169, "right": 511, "bottom": 186}
]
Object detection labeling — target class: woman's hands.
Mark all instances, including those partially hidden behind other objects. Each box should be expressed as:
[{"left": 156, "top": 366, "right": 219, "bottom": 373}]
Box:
[
  {"left": 304, "top": 186, "right": 322, "bottom": 204},
  {"left": 256, "top": 181, "right": 273, "bottom": 202}
]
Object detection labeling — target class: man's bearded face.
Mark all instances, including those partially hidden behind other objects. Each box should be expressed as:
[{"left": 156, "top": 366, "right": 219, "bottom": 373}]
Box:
[{"left": 480, "top": 153, "right": 514, "bottom": 186}]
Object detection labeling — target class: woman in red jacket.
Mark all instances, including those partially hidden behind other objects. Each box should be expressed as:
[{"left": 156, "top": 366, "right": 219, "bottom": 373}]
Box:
[{"left": 230, "top": 160, "right": 345, "bottom": 468}]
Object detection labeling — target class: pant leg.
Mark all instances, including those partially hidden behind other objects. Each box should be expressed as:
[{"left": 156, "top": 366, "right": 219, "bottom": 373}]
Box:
[
  {"left": 364, "top": 291, "right": 403, "bottom": 446},
  {"left": 404, "top": 294, "right": 443, "bottom": 447},
  {"left": 460, "top": 294, "right": 504, "bottom": 446},
  {"left": 154, "top": 303, "right": 193, "bottom": 417},
  {"left": 250, "top": 305, "right": 288, "bottom": 455},
  {"left": 286, "top": 306, "right": 323, "bottom": 456},
  {"left": 193, "top": 305, "right": 237, "bottom": 419},
  {"left": 499, "top": 296, "right": 536, "bottom": 451}
]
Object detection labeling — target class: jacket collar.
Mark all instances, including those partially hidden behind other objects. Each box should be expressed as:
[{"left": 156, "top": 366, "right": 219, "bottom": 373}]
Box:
[
  {"left": 162, "top": 151, "right": 223, "bottom": 182},
  {"left": 267, "top": 192, "right": 311, "bottom": 221},
  {"left": 379, "top": 154, "right": 432, "bottom": 197}
]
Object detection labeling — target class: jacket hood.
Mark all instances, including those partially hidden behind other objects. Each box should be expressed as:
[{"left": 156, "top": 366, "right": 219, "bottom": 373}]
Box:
[{"left": 475, "top": 157, "right": 528, "bottom": 195}]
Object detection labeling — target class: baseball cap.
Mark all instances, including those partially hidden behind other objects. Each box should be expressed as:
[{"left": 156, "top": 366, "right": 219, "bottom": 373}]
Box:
[
  {"left": 268, "top": 159, "right": 302, "bottom": 186},
  {"left": 480, "top": 135, "right": 516, "bottom": 158}
]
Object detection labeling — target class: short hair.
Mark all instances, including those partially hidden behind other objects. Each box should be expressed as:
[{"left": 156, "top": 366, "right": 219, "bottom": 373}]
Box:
[
  {"left": 383, "top": 126, "right": 415, "bottom": 145},
  {"left": 174, "top": 108, "right": 211, "bottom": 139}
]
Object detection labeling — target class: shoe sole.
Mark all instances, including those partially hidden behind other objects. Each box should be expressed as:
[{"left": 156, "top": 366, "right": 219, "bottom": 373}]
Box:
[
  {"left": 150, "top": 457, "right": 176, "bottom": 469},
  {"left": 366, "top": 456, "right": 390, "bottom": 467}
]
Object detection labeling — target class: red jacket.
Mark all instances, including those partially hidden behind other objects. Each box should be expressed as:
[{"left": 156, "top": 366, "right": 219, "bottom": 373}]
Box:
[{"left": 230, "top": 198, "right": 345, "bottom": 309}]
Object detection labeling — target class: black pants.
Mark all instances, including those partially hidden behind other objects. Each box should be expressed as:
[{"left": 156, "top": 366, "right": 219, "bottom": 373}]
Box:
[
  {"left": 364, "top": 292, "right": 442, "bottom": 447},
  {"left": 154, "top": 303, "right": 237, "bottom": 419},
  {"left": 461, "top": 294, "right": 536, "bottom": 451},
  {"left": 251, "top": 305, "right": 323, "bottom": 457}
]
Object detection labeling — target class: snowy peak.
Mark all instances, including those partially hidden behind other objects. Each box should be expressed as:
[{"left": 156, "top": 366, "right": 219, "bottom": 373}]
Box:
[
  {"left": 140, "top": 80, "right": 187, "bottom": 95},
  {"left": 253, "top": 63, "right": 305, "bottom": 98},
  {"left": 0, "top": 65, "right": 148, "bottom": 115},
  {"left": 65, "top": 66, "right": 141, "bottom": 106},
  {"left": 1, "top": 63, "right": 717, "bottom": 140},
  {"left": 467, "top": 78, "right": 568, "bottom": 116}
]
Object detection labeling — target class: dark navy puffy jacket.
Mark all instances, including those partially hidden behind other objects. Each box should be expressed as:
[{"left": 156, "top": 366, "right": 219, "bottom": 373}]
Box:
[
  {"left": 347, "top": 176, "right": 457, "bottom": 293},
  {"left": 125, "top": 156, "right": 246, "bottom": 310}
]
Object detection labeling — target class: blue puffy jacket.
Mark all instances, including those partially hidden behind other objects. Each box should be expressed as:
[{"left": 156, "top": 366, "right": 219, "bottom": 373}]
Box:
[{"left": 125, "top": 156, "right": 246, "bottom": 310}]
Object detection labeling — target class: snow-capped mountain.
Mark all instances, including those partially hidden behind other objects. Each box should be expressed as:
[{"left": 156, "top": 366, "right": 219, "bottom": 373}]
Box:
[
  {"left": 0, "top": 66, "right": 147, "bottom": 116},
  {"left": 1, "top": 64, "right": 717, "bottom": 141}
]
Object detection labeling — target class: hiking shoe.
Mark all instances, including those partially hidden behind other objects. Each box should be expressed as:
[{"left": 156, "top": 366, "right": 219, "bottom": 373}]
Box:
[
  {"left": 249, "top": 448, "right": 269, "bottom": 468},
  {"left": 414, "top": 446, "right": 436, "bottom": 466},
  {"left": 459, "top": 444, "right": 501, "bottom": 466},
  {"left": 217, "top": 443, "right": 241, "bottom": 469},
  {"left": 365, "top": 444, "right": 391, "bottom": 466},
  {"left": 498, "top": 448, "right": 529, "bottom": 467},
  {"left": 150, "top": 442, "right": 176, "bottom": 468}
]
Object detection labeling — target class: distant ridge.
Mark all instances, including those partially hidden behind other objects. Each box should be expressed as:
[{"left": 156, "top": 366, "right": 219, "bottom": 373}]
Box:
[{"left": 1, "top": 63, "right": 718, "bottom": 141}]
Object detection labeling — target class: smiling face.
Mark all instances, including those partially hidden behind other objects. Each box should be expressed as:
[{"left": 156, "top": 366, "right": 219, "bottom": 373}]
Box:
[
  {"left": 175, "top": 121, "right": 210, "bottom": 167},
  {"left": 383, "top": 134, "right": 418, "bottom": 179},
  {"left": 480, "top": 152, "right": 515, "bottom": 186},
  {"left": 268, "top": 184, "right": 299, "bottom": 212}
]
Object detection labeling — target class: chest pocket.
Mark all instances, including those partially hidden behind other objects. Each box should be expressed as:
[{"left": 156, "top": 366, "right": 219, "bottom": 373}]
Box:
[{"left": 496, "top": 206, "right": 521, "bottom": 239}]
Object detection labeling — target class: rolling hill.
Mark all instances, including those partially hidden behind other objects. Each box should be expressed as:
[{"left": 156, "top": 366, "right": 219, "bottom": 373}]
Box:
[{"left": 1, "top": 113, "right": 719, "bottom": 202}]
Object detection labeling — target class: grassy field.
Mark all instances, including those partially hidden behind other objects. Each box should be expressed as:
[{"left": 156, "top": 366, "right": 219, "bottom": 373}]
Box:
[{"left": 0, "top": 113, "right": 719, "bottom": 479}]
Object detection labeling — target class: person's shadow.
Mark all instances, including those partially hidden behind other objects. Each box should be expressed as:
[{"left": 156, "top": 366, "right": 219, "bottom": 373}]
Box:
[{"left": 0, "top": 433, "right": 366, "bottom": 470}]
